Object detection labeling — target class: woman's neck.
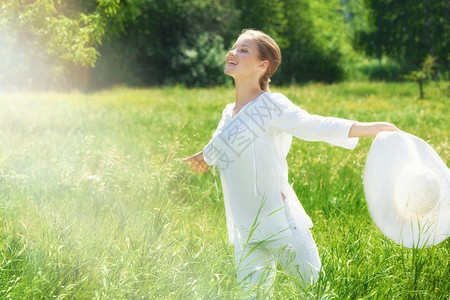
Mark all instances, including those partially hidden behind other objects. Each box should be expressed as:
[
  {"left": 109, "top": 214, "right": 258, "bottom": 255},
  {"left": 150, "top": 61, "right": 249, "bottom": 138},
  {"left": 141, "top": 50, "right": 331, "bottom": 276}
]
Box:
[{"left": 234, "top": 78, "right": 264, "bottom": 109}]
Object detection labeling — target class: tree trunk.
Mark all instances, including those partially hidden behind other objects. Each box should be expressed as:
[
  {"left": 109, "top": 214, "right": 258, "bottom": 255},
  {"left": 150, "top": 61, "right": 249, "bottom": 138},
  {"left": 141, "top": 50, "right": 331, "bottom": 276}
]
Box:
[
  {"left": 423, "top": 0, "right": 439, "bottom": 81},
  {"left": 419, "top": 80, "right": 424, "bottom": 99}
]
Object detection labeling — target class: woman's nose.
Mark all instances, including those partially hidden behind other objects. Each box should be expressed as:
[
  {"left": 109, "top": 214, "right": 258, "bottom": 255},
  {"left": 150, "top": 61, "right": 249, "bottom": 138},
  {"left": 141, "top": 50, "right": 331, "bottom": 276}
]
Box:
[
  {"left": 228, "top": 49, "right": 237, "bottom": 56},
  {"left": 225, "top": 50, "right": 236, "bottom": 61}
]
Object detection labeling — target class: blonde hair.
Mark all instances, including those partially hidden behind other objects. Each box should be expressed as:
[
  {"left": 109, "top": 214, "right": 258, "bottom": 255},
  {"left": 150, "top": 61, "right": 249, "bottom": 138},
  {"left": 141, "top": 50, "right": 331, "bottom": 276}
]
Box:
[{"left": 239, "top": 29, "right": 282, "bottom": 92}]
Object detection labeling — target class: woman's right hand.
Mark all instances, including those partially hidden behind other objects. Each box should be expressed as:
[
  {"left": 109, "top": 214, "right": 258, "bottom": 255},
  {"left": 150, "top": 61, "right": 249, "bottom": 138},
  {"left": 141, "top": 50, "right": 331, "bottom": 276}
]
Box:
[{"left": 182, "top": 151, "right": 210, "bottom": 173}]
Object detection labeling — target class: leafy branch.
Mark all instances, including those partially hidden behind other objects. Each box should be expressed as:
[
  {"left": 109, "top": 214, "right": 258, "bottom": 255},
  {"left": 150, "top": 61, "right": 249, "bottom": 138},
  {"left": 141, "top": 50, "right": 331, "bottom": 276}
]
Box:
[
  {"left": 0, "top": 0, "right": 119, "bottom": 67},
  {"left": 402, "top": 55, "right": 438, "bottom": 99}
]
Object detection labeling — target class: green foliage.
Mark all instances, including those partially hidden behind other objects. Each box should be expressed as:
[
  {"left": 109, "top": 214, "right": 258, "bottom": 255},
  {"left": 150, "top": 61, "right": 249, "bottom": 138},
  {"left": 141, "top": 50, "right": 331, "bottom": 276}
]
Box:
[
  {"left": 0, "top": 84, "right": 448, "bottom": 298},
  {"left": 354, "top": 0, "right": 449, "bottom": 73},
  {"left": 0, "top": 0, "right": 119, "bottom": 90},
  {"left": 352, "top": 57, "right": 412, "bottom": 81},
  {"left": 92, "top": 0, "right": 362, "bottom": 88},
  {"left": 403, "top": 55, "right": 438, "bottom": 83},
  {"left": 280, "top": 0, "right": 353, "bottom": 83},
  {"left": 90, "top": 0, "right": 236, "bottom": 87},
  {"left": 232, "top": 0, "right": 288, "bottom": 46},
  {"left": 403, "top": 55, "right": 438, "bottom": 98},
  {"left": 228, "top": 0, "right": 358, "bottom": 84},
  {"left": 0, "top": 0, "right": 119, "bottom": 67},
  {"left": 171, "top": 32, "right": 228, "bottom": 87},
  {"left": 1, "top": 0, "right": 448, "bottom": 89}
]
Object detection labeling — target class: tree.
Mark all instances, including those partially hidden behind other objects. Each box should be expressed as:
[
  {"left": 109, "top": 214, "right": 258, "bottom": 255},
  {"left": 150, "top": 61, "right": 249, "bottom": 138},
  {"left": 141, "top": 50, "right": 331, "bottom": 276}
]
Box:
[
  {"left": 233, "top": 0, "right": 356, "bottom": 83},
  {"left": 93, "top": 0, "right": 359, "bottom": 88},
  {"left": 1, "top": 0, "right": 367, "bottom": 90},
  {"left": 0, "top": 0, "right": 119, "bottom": 89},
  {"left": 354, "top": 0, "right": 449, "bottom": 79},
  {"left": 403, "top": 55, "right": 437, "bottom": 98},
  {"left": 91, "top": 0, "right": 236, "bottom": 88},
  {"left": 0, "top": 0, "right": 119, "bottom": 66}
]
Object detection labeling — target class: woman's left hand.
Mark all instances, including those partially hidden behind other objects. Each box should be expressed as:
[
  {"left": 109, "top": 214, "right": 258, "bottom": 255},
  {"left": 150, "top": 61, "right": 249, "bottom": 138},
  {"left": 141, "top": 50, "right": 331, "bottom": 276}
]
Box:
[
  {"left": 182, "top": 151, "right": 210, "bottom": 173},
  {"left": 349, "top": 122, "right": 403, "bottom": 138},
  {"left": 372, "top": 122, "right": 403, "bottom": 134}
]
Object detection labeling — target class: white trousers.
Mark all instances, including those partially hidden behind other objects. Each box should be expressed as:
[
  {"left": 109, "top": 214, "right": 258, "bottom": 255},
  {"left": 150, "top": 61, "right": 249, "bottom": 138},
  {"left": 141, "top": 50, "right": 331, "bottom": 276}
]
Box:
[{"left": 234, "top": 206, "right": 321, "bottom": 297}]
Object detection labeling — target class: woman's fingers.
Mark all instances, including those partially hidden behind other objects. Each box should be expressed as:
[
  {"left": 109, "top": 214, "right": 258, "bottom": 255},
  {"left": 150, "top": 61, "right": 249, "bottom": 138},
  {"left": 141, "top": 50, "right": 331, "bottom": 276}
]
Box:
[
  {"left": 182, "top": 153, "right": 209, "bottom": 173},
  {"left": 195, "top": 161, "right": 208, "bottom": 173},
  {"left": 382, "top": 122, "right": 404, "bottom": 133},
  {"left": 186, "top": 158, "right": 204, "bottom": 173}
]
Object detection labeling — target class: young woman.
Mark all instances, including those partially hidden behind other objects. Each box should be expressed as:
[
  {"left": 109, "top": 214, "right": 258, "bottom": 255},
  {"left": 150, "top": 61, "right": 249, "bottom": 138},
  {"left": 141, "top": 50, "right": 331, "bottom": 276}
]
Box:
[{"left": 183, "top": 29, "right": 400, "bottom": 295}]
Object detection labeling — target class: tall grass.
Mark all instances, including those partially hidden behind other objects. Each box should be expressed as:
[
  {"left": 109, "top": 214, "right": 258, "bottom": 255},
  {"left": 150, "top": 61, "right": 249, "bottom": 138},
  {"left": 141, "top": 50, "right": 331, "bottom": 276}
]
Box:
[{"left": 0, "top": 82, "right": 448, "bottom": 299}]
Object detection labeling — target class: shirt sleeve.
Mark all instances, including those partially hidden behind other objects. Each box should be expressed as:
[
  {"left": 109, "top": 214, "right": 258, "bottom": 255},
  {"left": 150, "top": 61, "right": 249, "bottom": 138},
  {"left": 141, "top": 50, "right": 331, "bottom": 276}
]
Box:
[
  {"left": 202, "top": 139, "right": 218, "bottom": 166},
  {"left": 202, "top": 105, "right": 229, "bottom": 166},
  {"left": 269, "top": 93, "right": 359, "bottom": 150}
]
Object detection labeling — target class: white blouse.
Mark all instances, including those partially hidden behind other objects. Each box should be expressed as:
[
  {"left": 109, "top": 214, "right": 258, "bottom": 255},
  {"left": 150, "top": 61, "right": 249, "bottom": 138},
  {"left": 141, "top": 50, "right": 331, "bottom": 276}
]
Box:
[{"left": 202, "top": 92, "right": 359, "bottom": 244}]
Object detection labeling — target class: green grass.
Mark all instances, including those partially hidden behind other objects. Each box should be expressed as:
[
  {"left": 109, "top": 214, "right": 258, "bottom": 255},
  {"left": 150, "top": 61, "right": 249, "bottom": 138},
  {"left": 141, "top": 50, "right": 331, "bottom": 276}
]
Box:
[{"left": 0, "top": 82, "right": 448, "bottom": 299}]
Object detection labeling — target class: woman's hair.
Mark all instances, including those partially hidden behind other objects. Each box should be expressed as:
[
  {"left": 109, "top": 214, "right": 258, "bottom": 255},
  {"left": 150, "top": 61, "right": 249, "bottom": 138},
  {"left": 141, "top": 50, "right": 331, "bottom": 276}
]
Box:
[{"left": 239, "top": 29, "right": 282, "bottom": 92}]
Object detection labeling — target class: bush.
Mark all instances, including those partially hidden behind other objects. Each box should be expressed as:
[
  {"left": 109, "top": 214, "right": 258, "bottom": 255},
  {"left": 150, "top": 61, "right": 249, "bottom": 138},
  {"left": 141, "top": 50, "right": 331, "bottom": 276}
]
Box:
[
  {"left": 89, "top": 0, "right": 234, "bottom": 89},
  {"left": 352, "top": 57, "right": 411, "bottom": 81},
  {"left": 171, "top": 32, "right": 228, "bottom": 86}
]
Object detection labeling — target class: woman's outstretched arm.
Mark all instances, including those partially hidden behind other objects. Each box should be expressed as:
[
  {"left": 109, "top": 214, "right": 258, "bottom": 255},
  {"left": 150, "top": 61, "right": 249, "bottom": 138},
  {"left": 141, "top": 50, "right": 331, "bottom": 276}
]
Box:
[
  {"left": 182, "top": 151, "right": 210, "bottom": 173},
  {"left": 348, "top": 122, "right": 402, "bottom": 138}
]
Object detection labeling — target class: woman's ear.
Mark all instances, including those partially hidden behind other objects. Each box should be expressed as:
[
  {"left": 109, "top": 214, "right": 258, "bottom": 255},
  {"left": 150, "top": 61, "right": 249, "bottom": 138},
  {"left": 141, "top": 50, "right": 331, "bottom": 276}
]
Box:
[{"left": 258, "top": 60, "right": 269, "bottom": 70}]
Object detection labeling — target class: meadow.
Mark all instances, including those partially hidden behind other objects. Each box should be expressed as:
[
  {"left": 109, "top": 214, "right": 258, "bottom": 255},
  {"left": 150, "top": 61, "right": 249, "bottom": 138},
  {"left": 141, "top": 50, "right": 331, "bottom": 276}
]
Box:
[{"left": 0, "top": 82, "right": 448, "bottom": 299}]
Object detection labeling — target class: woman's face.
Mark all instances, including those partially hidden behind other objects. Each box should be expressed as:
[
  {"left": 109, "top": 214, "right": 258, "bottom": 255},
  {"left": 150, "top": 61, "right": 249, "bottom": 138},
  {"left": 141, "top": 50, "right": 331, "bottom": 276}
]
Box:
[{"left": 224, "top": 36, "right": 266, "bottom": 79}]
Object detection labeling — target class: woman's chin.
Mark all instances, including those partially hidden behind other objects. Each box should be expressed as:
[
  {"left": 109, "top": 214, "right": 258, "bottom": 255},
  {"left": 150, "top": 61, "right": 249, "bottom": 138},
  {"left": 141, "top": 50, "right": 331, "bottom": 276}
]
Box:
[{"left": 224, "top": 69, "right": 235, "bottom": 76}]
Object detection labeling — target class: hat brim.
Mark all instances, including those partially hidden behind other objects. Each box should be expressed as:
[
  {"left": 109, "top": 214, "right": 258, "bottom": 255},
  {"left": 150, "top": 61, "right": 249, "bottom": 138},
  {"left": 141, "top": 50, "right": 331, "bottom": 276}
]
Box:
[{"left": 363, "top": 132, "right": 450, "bottom": 248}]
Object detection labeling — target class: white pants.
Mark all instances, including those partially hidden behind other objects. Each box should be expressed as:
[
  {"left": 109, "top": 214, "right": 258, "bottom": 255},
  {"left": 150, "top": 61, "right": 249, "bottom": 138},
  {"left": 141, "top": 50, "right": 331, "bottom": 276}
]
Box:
[{"left": 234, "top": 206, "right": 321, "bottom": 297}]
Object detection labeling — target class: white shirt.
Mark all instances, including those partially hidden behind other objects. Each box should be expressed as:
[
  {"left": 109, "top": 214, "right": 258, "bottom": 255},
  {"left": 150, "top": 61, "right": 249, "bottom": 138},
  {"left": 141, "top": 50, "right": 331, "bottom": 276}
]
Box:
[{"left": 202, "top": 92, "right": 359, "bottom": 244}]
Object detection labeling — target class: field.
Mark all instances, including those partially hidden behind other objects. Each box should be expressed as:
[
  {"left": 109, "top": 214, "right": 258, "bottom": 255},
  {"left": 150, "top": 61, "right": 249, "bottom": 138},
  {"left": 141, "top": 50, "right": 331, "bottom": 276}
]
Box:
[{"left": 0, "top": 82, "right": 448, "bottom": 299}]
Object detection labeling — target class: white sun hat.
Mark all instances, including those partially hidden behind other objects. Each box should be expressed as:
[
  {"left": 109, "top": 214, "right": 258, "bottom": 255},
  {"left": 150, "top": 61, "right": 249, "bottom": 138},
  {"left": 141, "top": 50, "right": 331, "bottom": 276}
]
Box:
[{"left": 363, "top": 131, "right": 449, "bottom": 248}]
